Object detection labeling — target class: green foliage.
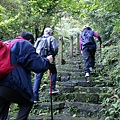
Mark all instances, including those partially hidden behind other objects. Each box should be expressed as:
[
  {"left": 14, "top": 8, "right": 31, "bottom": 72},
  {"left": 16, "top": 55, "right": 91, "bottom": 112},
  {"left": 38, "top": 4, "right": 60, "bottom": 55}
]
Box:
[
  {"left": 102, "top": 42, "right": 120, "bottom": 83},
  {"left": 0, "top": 0, "right": 62, "bottom": 40},
  {"left": 9, "top": 103, "right": 19, "bottom": 119},
  {"left": 113, "top": 16, "right": 120, "bottom": 35},
  {"left": 101, "top": 94, "right": 120, "bottom": 120},
  {"left": 101, "top": 38, "right": 120, "bottom": 119},
  {"left": 0, "top": 0, "right": 120, "bottom": 43}
]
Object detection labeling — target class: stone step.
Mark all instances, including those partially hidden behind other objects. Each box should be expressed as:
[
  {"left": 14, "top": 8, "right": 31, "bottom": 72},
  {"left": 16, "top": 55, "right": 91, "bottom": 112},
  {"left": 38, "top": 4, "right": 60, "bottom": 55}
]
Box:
[
  {"left": 33, "top": 102, "right": 65, "bottom": 111},
  {"left": 58, "top": 75, "right": 110, "bottom": 83},
  {"left": 57, "top": 80, "right": 115, "bottom": 87},
  {"left": 57, "top": 67, "right": 82, "bottom": 72},
  {"left": 62, "top": 102, "right": 103, "bottom": 118},
  {"left": 29, "top": 114, "right": 81, "bottom": 120},
  {"left": 58, "top": 69, "right": 100, "bottom": 75},
  {"left": 57, "top": 64, "right": 105, "bottom": 73},
  {"left": 51, "top": 93, "right": 111, "bottom": 103},
  {"left": 69, "top": 76, "right": 111, "bottom": 81},
  {"left": 58, "top": 71, "right": 102, "bottom": 78},
  {"left": 57, "top": 69, "right": 82, "bottom": 73},
  {"left": 71, "top": 79, "right": 115, "bottom": 87},
  {"left": 40, "top": 82, "right": 113, "bottom": 94},
  {"left": 64, "top": 60, "right": 82, "bottom": 65},
  {"left": 57, "top": 64, "right": 82, "bottom": 69},
  {"left": 58, "top": 86, "right": 112, "bottom": 93},
  {"left": 58, "top": 71, "right": 84, "bottom": 77},
  {"left": 37, "top": 90, "right": 111, "bottom": 104},
  {"left": 29, "top": 114, "right": 103, "bottom": 120}
]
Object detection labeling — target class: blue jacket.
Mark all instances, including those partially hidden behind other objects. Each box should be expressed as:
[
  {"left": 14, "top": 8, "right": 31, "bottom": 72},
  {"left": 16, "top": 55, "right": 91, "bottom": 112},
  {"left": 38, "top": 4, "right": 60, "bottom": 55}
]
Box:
[{"left": 0, "top": 38, "right": 50, "bottom": 102}]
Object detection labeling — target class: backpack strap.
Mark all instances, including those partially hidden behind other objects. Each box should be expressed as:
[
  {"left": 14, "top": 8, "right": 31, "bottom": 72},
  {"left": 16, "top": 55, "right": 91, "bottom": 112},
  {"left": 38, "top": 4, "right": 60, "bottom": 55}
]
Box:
[
  {"left": 34, "top": 37, "right": 42, "bottom": 48},
  {"left": 40, "top": 36, "right": 51, "bottom": 52},
  {"left": 46, "top": 36, "right": 51, "bottom": 52}
]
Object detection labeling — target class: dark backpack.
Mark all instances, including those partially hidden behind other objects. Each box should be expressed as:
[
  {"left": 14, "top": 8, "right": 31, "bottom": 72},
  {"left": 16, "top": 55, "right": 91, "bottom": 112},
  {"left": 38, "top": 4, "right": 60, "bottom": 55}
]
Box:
[
  {"left": 35, "top": 36, "right": 59, "bottom": 57},
  {"left": 81, "top": 30, "right": 94, "bottom": 45},
  {"left": 0, "top": 37, "right": 24, "bottom": 79},
  {"left": 35, "top": 37, "right": 49, "bottom": 57}
]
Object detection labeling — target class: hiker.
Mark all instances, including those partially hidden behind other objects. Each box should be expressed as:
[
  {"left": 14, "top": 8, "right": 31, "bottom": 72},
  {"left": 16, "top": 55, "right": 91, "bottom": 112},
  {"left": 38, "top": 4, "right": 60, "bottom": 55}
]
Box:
[
  {"left": 0, "top": 31, "right": 53, "bottom": 120},
  {"left": 80, "top": 26, "right": 102, "bottom": 77},
  {"left": 33, "top": 27, "right": 59, "bottom": 103}
]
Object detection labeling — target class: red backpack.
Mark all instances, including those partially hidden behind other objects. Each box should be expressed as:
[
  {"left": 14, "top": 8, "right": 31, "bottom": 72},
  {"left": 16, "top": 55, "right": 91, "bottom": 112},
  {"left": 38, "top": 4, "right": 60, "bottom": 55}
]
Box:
[{"left": 0, "top": 37, "right": 24, "bottom": 79}]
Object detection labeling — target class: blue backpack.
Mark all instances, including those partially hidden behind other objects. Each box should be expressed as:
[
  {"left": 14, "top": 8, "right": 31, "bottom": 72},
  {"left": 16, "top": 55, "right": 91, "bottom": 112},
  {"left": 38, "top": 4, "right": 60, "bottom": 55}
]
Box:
[{"left": 81, "top": 30, "right": 95, "bottom": 45}]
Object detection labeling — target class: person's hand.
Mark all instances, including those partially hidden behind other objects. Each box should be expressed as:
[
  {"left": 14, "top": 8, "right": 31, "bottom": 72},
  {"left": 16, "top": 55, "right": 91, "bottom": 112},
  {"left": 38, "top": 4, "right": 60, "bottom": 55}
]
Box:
[{"left": 47, "top": 55, "right": 53, "bottom": 63}]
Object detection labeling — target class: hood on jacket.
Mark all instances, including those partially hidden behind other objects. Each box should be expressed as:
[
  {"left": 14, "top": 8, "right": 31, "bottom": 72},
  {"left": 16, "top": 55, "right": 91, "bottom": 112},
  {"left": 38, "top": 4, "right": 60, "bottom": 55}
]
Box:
[{"left": 44, "top": 28, "right": 53, "bottom": 36}]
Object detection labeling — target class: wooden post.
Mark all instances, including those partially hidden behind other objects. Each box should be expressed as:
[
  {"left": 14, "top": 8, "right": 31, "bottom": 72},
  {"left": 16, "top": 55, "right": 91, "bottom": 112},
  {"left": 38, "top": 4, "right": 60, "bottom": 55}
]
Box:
[
  {"left": 58, "top": 36, "right": 63, "bottom": 65},
  {"left": 76, "top": 33, "right": 80, "bottom": 55},
  {"left": 70, "top": 36, "right": 73, "bottom": 58}
]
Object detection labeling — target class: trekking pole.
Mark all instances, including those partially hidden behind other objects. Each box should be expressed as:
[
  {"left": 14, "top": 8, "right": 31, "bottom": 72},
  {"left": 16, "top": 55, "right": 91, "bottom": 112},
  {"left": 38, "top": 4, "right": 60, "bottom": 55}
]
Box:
[
  {"left": 35, "top": 24, "right": 39, "bottom": 40},
  {"left": 100, "top": 43, "right": 102, "bottom": 71},
  {"left": 49, "top": 70, "right": 53, "bottom": 120}
]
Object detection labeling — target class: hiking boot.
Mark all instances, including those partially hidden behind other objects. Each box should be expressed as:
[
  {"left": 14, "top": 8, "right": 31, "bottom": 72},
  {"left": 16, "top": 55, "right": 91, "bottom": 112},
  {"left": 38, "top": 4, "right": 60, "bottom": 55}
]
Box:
[
  {"left": 85, "top": 73, "right": 90, "bottom": 77},
  {"left": 49, "top": 88, "right": 59, "bottom": 94},
  {"left": 89, "top": 67, "right": 93, "bottom": 72},
  {"left": 34, "top": 100, "right": 41, "bottom": 104}
]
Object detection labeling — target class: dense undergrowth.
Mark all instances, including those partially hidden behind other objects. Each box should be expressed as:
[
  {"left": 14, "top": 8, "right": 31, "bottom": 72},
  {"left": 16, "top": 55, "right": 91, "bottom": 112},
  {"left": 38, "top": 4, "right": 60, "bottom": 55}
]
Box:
[{"left": 100, "top": 38, "right": 120, "bottom": 120}]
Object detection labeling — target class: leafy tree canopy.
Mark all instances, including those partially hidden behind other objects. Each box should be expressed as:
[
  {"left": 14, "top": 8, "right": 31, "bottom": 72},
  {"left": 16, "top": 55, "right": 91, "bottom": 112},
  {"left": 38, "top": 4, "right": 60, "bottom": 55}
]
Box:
[{"left": 0, "top": 0, "right": 120, "bottom": 41}]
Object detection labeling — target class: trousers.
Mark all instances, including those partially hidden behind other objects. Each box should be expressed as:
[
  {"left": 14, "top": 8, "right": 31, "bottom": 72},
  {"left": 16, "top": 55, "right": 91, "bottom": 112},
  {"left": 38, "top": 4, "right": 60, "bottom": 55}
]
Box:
[
  {"left": 82, "top": 46, "right": 96, "bottom": 73},
  {"left": 0, "top": 86, "right": 33, "bottom": 120},
  {"left": 33, "top": 63, "right": 57, "bottom": 101}
]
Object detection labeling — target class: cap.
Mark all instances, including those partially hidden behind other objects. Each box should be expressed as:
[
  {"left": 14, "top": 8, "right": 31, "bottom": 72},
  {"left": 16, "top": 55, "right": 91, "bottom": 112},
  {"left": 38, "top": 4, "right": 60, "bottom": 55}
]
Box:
[
  {"left": 19, "top": 31, "right": 34, "bottom": 44},
  {"left": 44, "top": 28, "right": 53, "bottom": 35}
]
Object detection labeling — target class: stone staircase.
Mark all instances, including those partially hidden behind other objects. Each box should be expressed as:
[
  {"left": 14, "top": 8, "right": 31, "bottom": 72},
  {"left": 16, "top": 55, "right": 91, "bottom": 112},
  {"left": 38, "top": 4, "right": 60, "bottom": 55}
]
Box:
[{"left": 29, "top": 52, "right": 116, "bottom": 120}]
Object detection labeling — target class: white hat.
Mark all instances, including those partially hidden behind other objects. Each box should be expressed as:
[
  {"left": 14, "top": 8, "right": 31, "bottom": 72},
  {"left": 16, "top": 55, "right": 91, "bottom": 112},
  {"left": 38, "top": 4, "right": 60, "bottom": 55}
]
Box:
[{"left": 44, "top": 27, "right": 53, "bottom": 34}]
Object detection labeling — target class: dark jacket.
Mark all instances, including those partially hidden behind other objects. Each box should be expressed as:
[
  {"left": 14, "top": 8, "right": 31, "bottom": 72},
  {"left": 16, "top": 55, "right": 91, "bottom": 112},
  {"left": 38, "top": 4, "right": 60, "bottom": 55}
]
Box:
[{"left": 0, "top": 38, "right": 50, "bottom": 102}]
